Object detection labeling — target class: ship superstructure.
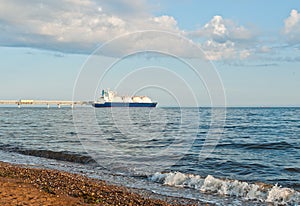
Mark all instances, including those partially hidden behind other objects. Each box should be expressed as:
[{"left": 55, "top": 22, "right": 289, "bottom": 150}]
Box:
[{"left": 92, "top": 89, "right": 157, "bottom": 107}]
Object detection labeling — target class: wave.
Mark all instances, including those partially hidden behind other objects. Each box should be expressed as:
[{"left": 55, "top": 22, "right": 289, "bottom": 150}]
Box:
[
  {"left": 284, "top": 167, "right": 300, "bottom": 173},
  {"left": 0, "top": 144, "right": 96, "bottom": 164},
  {"left": 17, "top": 149, "right": 96, "bottom": 164},
  {"left": 150, "top": 171, "right": 300, "bottom": 205},
  {"left": 217, "top": 141, "right": 295, "bottom": 150}
]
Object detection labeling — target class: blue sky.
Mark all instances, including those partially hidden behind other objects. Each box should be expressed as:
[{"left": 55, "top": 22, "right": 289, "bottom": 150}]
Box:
[
  {"left": 155, "top": 1, "right": 299, "bottom": 30},
  {"left": 0, "top": 0, "right": 299, "bottom": 106}
]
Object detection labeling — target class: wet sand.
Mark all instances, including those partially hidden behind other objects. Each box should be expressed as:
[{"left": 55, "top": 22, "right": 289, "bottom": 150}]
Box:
[{"left": 0, "top": 161, "right": 206, "bottom": 206}]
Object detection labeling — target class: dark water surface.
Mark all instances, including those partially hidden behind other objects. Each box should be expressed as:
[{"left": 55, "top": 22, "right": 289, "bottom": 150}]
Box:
[{"left": 0, "top": 107, "right": 299, "bottom": 205}]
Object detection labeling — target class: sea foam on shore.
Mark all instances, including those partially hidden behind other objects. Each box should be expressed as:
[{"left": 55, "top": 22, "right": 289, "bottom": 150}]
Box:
[{"left": 150, "top": 171, "right": 300, "bottom": 205}]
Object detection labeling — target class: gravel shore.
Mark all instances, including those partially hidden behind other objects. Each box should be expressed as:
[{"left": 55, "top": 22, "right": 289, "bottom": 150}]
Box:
[{"left": 0, "top": 161, "right": 207, "bottom": 206}]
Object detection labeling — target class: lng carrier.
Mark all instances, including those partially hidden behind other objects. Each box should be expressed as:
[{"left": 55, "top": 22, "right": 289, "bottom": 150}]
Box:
[{"left": 92, "top": 89, "right": 157, "bottom": 108}]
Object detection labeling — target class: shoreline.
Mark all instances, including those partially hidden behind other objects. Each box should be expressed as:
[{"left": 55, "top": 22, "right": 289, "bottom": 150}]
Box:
[{"left": 0, "top": 161, "right": 207, "bottom": 206}]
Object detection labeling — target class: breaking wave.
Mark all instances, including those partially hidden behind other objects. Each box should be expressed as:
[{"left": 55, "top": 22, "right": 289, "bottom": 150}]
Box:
[{"left": 150, "top": 171, "right": 300, "bottom": 205}]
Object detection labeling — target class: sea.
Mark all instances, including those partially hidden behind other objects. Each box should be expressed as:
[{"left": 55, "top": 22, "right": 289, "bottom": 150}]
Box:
[{"left": 0, "top": 107, "right": 299, "bottom": 205}]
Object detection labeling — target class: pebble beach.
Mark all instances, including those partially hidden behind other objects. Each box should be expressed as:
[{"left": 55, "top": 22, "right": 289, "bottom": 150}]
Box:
[{"left": 0, "top": 161, "right": 205, "bottom": 206}]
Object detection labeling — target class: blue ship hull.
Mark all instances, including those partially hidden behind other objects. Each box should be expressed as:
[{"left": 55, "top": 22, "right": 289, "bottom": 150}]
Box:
[{"left": 92, "top": 102, "right": 157, "bottom": 108}]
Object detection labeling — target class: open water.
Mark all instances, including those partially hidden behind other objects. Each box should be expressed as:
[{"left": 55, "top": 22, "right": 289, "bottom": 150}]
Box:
[{"left": 0, "top": 107, "right": 299, "bottom": 205}]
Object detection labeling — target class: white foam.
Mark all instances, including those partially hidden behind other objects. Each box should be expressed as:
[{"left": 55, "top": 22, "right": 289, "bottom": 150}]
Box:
[
  {"left": 266, "top": 185, "right": 299, "bottom": 205},
  {"left": 200, "top": 175, "right": 267, "bottom": 201},
  {"left": 150, "top": 172, "right": 300, "bottom": 205},
  {"left": 150, "top": 171, "right": 204, "bottom": 190}
]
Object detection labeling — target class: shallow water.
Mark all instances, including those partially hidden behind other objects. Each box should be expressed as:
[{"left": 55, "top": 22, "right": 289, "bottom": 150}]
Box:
[{"left": 0, "top": 107, "right": 299, "bottom": 205}]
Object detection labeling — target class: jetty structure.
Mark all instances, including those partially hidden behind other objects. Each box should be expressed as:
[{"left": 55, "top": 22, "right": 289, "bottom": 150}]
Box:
[{"left": 0, "top": 100, "right": 91, "bottom": 108}]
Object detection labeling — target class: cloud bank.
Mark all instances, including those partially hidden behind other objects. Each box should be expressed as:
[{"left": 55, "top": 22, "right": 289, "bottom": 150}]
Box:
[
  {"left": 0, "top": 0, "right": 298, "bottom": 61},
  {"left": 283, "top": 9, "right": 300, "bottom": 45},
  {"left": 0, "top": 0, "right": 181, "bottom": 53}
]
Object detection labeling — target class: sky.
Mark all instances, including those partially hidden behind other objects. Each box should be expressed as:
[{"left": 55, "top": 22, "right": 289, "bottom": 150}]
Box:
[{"left": 0, "top": 0, "right": 300, "bottom": 106}]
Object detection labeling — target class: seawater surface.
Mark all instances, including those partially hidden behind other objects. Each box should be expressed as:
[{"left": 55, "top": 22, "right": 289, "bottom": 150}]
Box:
[{"left": 0, "top": 107, "right": 299, "bottom": 205}]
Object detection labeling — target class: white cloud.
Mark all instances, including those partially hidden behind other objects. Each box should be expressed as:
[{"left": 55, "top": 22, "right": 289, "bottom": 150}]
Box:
[
  {"left": 201, "top": 39, "right": 251, "bottom": 61},
  {"left": 196, "top": 15, "right": 254, "bottom": 43},
  {"left": 203, "top": 16, "right": 227, "bottom": 43},
  {"left": 191, "top": 15, "right": 256, "bottom": 60},
  {"left": 151, "top": 16, "right": 178, "bottom": 31},
  {"left": 0, "top": 0, "right": 182, "bottom": 54},
  {"left": 283, "top": 9, "right": 300, "bottom": 44},
  {"left": 0, "top": 0, "right": 261, "bottom": 61},
  {"left": 96, "top": 31, "right": 204, "bottom": 59}
]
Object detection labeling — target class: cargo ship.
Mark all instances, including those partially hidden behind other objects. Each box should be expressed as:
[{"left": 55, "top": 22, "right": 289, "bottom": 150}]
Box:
[{"left": 92, "top": 89, "right": 157, "bottom": 108}]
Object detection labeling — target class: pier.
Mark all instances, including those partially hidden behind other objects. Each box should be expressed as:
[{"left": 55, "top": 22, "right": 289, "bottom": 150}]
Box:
[{"left": 0, "top": 100, "right": 91, "bottom": 108}]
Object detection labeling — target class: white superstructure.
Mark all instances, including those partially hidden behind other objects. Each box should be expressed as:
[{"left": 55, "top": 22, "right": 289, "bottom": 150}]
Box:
[{"left": 98, "top": 89, "right": 154, "bottom": 103}]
